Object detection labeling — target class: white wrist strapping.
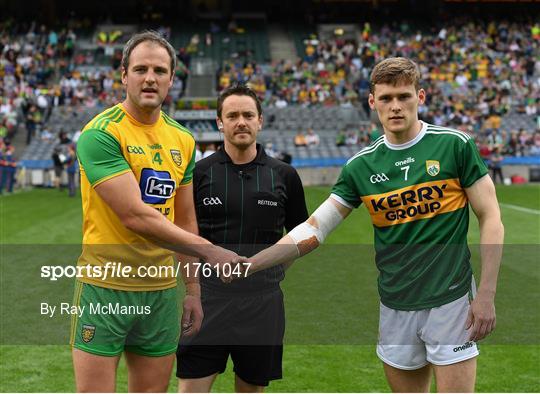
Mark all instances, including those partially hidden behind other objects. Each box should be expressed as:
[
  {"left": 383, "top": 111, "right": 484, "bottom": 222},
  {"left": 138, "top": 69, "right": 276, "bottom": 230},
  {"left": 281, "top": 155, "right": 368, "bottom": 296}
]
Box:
[{"left": 288, "top": 199, "right": 344, "bottom": 247}]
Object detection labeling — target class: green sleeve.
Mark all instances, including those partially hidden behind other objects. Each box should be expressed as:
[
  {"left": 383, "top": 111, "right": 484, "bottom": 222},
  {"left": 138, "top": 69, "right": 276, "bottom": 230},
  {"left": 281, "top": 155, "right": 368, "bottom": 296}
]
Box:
[
  {"left": 180, "top": 145, "right": 196, "bottom": 185},
  {"left": 331, "top": 164, "right": 362, "bottom": 208},
  {"left": 76, "top": 129, "right": 131, "bottom": 186},
  {"left": 458, "top": 138, "right": 489, "bottom": 188}
]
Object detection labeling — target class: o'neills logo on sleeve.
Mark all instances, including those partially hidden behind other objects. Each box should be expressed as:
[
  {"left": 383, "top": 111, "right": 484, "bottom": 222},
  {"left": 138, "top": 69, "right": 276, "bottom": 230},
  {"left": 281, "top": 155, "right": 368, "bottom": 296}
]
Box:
[{"left": 361, "top": 178, "right": 467, "bottom": 227}]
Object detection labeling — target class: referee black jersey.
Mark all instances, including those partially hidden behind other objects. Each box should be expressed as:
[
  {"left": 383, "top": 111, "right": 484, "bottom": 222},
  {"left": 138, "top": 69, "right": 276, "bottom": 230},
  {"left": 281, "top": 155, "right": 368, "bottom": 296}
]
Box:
[{"left": 194, "top": 144, "right": 308, "bottom": 293}]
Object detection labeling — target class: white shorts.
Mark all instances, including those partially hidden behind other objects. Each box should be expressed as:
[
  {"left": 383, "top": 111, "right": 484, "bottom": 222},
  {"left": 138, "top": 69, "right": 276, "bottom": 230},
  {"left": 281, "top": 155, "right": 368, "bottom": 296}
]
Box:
[{"left": 376, "top": 292, "right": 479, "bottom": 370}]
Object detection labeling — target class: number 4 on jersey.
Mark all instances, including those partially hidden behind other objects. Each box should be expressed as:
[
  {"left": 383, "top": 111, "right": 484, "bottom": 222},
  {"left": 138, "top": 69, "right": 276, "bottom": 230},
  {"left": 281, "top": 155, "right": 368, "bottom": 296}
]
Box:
[
  {"left": 152, "top": 152, "right": 163, "bottom": 165},
  {"left": 400, "top": 165, "right": 409, "bottom": 181}
]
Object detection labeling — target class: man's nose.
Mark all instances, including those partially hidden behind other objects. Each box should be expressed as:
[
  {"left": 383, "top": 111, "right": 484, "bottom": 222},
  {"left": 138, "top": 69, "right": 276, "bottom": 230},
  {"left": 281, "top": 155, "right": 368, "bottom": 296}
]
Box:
[
  {"left": 390, "top": 99, "right": 401, "bottom": 111},
  {"left": 237, "top": 116, "right": 247, "bottom": 126},
  {"left": 145, "top": 71, "right": 156, "bottom": 84}
]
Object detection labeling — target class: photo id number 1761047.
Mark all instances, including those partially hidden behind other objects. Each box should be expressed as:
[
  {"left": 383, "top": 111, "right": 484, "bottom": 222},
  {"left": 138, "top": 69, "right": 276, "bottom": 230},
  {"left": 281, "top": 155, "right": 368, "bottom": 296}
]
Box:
[{"left": 183, "top": 262, "right": 251, "bottom": 278}]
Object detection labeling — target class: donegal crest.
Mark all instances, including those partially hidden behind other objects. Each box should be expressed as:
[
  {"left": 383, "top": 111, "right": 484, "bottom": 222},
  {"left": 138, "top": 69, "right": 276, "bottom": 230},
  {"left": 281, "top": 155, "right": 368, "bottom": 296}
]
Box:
[
  {"left": 426, "top": 160, "right": 440, "bottom": 176},
  {"left": 81, "top": 324, "right": 96, "bottom": 343},
  {"left": 170, "top": 150, "right": 182, "bottom": 167}
]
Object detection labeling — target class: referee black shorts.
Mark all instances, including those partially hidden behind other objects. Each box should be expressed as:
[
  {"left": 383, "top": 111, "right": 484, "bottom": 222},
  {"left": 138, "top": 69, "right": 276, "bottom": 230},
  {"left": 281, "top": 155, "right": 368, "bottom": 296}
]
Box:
[{"left": 177, "top": 288, "right": 285, "bottom": 386}]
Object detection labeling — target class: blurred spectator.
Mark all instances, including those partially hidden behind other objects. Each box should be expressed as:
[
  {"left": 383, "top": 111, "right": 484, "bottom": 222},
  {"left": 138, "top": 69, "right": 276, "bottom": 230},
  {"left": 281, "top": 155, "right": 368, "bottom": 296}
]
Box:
[
  {"left": 346, "top": 131, "right": 358, "bottom": 146},
  {"left": 336, "top": 130, "right": 346, "bottom": 146},
  {"left": 294, "top": 131, "right": 307, "bottom": 147},
  {"left": 25, "top": 105, "right": 40, "bottom": 144},
  {"left": 530, "top": 132, "right": 540, "bottom": 155},
  {"left": 265, "top": 142, "right": 278, "bottom": 158},
  {"left": 41, "top": 126, "right": 53, "bottom": 141},
  {"left": 202, "top": 143, "right": 217, "bottom": 159},
  {"left": 195, "top": 144, "right": 203, "bottom": 162},
  {"left": 65, "top": 144, "right": 78, "bottom": 197},
  {"left": 489, "top": 147, "right": 504, "bottom": 184},
  {"left": 0, "top": 144, "right": 16, "bottom": 193},
  {"left": 51, "top": 145, "right": 66, "bottom": 191},
  {"left": 305, "top": 128, "right": 320, "bottom": 146}
]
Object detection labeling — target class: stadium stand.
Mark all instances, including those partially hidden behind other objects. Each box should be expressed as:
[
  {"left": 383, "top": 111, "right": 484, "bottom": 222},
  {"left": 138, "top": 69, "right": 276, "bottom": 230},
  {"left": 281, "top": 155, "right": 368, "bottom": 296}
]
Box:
[{"left": 1, "top": 12, "right": 539, "bottom": 189}]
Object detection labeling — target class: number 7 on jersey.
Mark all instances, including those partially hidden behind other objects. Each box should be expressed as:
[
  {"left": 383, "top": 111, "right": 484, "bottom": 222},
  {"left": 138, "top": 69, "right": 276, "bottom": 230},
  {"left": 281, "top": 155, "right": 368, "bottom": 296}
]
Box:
[{"left": 400, "top": 165, "right": 409, "bottom": 181}]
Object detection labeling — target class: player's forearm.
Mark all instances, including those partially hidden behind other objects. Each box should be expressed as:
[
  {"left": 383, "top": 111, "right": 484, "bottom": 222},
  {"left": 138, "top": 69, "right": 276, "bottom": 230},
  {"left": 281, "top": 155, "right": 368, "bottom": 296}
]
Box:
[
  {"left": 477, "top": 216, "right": 504, "bottom": 297},
  {"left": 249, "top": 235, "right": 308, "bottom": 274},
  {"left": 122, "top": 206, "right": 214, "bottom": 260},
  {"left": 281, "top": 259, "right": 295, "bottom": 271},
  {"left": 176, "top": 220, "right": 201, "bottom": 296}
]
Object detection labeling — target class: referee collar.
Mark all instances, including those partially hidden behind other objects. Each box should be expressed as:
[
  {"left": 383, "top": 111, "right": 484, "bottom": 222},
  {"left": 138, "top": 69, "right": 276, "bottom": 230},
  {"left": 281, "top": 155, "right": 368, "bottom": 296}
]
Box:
[{"left": 217, "top": 143, "right": 267, "bottom": 165}]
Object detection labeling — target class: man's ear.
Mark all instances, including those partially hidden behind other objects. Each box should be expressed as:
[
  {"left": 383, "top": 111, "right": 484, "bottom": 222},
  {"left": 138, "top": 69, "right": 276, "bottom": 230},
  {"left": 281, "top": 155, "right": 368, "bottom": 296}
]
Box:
[
  {"left": 216, "top": 117, "right": 223, "bottom": 131},
  {"left": 121, "top": 68, "right": 127, "bottom": 85},
  {"left": 368, "top": 93, "right": 375, "bottom": 110},
  {"left": 417, "top": 88, "right": 426, "bottom": 105}
]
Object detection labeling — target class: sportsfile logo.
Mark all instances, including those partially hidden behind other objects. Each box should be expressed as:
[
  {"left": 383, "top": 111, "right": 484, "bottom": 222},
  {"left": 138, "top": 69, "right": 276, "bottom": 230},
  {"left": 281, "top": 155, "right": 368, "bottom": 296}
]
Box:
[
  {"left": 203, "top": 197, "right": 222, "bottom": 206},
  {"left": 140, "top": 168, "right": 176, "bottom": 204},
  {"left": 370, "top": 173, "right": 390, "bottom": 184}
]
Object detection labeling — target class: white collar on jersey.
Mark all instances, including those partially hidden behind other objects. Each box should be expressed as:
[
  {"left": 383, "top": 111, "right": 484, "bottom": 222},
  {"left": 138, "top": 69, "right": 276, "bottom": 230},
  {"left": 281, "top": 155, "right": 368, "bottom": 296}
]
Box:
[{"left": 383, "top": 120, "right": 428, "bottom": 151}]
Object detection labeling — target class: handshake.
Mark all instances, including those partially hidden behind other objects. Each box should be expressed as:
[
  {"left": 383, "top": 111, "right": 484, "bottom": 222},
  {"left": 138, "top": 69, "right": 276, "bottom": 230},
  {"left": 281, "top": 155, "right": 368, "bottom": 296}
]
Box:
[{"left": 204, "top": 246, "right": 254, "bottom": 283}]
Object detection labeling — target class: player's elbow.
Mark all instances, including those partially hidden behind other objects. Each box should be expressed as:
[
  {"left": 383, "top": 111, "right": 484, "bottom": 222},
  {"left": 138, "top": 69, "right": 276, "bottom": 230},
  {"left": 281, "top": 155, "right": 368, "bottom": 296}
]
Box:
[
  {"left": 480, "top": 214, "right": 505, "bottom": 242},
  {"left": 120, "top": 208, "right": 152, "bottom": 235},
  {"left": 122, "top": 214, "right": 145, "bottom": 234}
]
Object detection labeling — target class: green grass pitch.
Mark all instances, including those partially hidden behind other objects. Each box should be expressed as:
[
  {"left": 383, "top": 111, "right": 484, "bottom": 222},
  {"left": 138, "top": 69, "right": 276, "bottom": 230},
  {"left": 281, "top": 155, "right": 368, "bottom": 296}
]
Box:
[{"left": 0, "top": 185, "right": 539, "bottom": 392}]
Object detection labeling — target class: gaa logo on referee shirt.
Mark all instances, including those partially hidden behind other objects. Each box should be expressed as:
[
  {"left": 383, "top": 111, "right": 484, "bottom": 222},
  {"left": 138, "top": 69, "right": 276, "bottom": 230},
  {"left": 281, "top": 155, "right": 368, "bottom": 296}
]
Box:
[
  {"left": 370, "top": 173, "right": 390, "bottom": 184},
  {"left": 140, "top": 168, "right": 176, "bottom": 204},
  {"left": 203, "top": 197, "right": 223, "bottom": 206}
]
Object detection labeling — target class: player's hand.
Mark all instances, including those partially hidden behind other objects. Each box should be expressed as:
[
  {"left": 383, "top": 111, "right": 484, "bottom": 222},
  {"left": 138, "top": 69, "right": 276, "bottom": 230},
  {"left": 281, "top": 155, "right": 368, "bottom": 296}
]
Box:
[
  {"left": 181, "top": 288, "right": 203, "bottom": 336},
  {"left": 219, "top": 256, "right": 251, "bottom": 283},
  {"left": 466, "top": 291, "right": 496, "bottom": 342},
  {"left": 203, "top": 245, "right": 239, "bottom": 266}
]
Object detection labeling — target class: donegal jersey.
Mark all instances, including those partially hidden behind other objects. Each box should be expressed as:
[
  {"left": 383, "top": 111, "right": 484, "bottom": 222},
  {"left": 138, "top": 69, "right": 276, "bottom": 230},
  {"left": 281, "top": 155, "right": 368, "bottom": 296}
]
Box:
[
  {"left": 76, "top": 104, "right": 196, "bottom": 291},
  {"left": 331, "top": 121, "right": 488, "bottom": 310}
]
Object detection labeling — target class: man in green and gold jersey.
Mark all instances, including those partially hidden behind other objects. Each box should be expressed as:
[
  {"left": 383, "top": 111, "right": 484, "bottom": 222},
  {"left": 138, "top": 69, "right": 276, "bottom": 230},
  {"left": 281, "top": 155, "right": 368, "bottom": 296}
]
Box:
[
  {"left": 72, "top": 31, "right": 239, "bottom": 392},
  {"left": 234, "top": 57, "right": 504, "bottom": 392}
]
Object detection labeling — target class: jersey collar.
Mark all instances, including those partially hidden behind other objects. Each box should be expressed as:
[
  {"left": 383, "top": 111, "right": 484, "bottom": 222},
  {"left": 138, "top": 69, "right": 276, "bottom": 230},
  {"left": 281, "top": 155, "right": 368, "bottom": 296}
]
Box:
[
  {"left": 218, "top": 143, "right": 267, "bottom": 165},
  {"left": 383, "top": 121, "right": 427, "bottom": 151}
]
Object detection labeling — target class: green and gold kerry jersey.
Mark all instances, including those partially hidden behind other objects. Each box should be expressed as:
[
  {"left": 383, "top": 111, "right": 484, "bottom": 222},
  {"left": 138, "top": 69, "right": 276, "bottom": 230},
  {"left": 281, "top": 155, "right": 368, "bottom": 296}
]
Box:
[
  {"left": 331, "top": 121, "right": 488, "bottom": 310},
  {"left": 76, "top": 104, "right": 196, "bottom": 291}
]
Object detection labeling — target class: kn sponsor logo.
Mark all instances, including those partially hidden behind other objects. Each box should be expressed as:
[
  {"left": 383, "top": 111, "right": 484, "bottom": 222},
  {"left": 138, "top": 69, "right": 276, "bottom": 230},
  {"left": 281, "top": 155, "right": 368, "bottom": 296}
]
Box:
[
  {"left": 370, "top": 173, "right": 390, "bottom": 184},
  {"left": 203, "top": 197, "right": 223, "bottom": 206},
  {"left": 139, "top": 168, "right": 176, "bottom": 204}
]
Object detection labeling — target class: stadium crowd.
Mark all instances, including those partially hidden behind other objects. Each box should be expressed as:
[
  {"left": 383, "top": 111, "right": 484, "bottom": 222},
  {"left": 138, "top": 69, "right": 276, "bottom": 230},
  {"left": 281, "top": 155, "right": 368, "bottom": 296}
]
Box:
[
  {"left": 0, "top": 18, "right": 539, "bottom": 193},
  {"left": 217, "top": 18, "right": 539, "bottom": 151}
]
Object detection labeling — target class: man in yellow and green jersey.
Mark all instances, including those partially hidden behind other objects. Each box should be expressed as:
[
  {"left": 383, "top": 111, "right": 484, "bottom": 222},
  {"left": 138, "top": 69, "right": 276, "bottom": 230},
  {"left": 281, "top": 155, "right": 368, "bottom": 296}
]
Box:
[{"left": 72, "top": 31, "right": 239, "bottom": 392}]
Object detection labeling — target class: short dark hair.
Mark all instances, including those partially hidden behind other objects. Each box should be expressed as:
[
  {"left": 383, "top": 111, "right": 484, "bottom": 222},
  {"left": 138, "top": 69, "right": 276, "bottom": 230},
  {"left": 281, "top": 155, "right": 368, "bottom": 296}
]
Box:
[
  {"left": 370, "top": 57, "right": 421, "bottom": 94},
  {"left": 217, "top": 84, "right": 262, "bottom": 119},
  {"left": 121, "top": 30, "right": 176, "bottom": 77}
]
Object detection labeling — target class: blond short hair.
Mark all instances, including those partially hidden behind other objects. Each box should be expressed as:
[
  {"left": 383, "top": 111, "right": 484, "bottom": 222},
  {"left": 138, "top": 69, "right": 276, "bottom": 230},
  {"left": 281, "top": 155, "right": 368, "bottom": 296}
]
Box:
[{"left": 370, "top": 57, "right": 421, "bottom": 94}]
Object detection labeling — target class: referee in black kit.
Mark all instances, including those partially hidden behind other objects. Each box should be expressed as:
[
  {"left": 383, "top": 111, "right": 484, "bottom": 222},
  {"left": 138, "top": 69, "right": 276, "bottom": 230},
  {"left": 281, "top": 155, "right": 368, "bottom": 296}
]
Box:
[{"left": 177, "top": 84, "right": 308, "bottom": 392}]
